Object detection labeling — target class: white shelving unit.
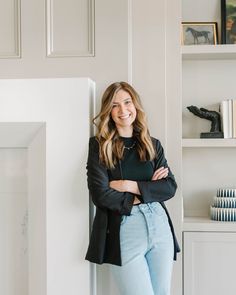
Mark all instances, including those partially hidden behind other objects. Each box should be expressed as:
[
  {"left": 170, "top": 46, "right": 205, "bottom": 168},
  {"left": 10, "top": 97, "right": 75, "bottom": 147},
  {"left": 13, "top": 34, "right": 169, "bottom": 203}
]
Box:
[
  {"left": 182, "top": 46, "right": 236, "bottom": 223},
  {"left": 181, "top": 1, "right": 236, "bottom": 294},
  {"left": 182, "top": 44, "right": 236, "bottom": 60},
  {"left": 182, "top": 138, "right": 236, "bottom": 147},
  {"left": 183, "top": 216, "right": 236, "bottom": 232},
  {"left": 181, "top": 24, "right": 236, "bottom": 226}
]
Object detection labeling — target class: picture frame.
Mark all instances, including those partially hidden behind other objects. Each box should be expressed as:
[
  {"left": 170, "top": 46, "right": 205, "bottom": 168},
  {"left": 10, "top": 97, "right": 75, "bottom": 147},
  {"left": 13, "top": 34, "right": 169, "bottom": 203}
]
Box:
[
  {"left": 181, "top": 22, "right": 218, "bottom": 45},
  {"left": 221, "top": 0, "right": 236, "bottom": 44}
]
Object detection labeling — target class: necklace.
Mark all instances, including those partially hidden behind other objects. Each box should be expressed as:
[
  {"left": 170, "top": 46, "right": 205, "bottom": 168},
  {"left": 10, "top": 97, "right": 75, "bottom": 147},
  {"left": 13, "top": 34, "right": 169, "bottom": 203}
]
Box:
[{"left": 124, "top": 141, "right": 136, "bottom": 150}]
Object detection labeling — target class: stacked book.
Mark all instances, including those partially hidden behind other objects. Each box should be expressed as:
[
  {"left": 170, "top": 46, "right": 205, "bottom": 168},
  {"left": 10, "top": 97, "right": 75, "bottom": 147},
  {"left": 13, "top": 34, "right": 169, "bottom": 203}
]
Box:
[
  {"left": 220, "top": 99, "right": 236, "bottom": 138},
  {"left": 210, "top": 188, "right": 236, "bottom": 221}
]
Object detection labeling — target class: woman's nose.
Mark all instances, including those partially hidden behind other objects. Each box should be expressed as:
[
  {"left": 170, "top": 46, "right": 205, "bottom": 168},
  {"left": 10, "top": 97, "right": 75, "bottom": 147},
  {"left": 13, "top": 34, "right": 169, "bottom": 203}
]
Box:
[{"left": 119, "top": 103, "right": 126, "bottom": 113}]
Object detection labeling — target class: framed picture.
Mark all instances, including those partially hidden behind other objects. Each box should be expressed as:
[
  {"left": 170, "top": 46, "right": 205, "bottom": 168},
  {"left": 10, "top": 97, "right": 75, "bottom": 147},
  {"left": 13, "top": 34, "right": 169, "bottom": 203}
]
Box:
[
  {"left": 221, "top": 0, "right": 236, "bottom": 44},
  {"left": 182, "top": 22, "right": 218, "bottom": 45}
]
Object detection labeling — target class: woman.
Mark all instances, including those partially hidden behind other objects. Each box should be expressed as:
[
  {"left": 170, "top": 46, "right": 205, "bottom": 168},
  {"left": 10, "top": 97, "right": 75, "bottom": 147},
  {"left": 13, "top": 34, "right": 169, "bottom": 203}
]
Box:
[{"left": 85, "top": 82, "right": 180, "bottom": 295}]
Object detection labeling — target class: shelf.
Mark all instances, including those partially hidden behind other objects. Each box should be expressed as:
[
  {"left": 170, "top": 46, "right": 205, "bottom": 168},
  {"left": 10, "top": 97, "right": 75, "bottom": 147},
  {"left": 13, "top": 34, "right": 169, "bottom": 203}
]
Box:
[
  {"left": 182, "top": 138, "right": 236, "bottom": 148},
  {"left": 183, "top": 216, "right": 236, "bottom": 232},
  {"left": 182, "top": 44, "right": 236, "bottom": 60}
]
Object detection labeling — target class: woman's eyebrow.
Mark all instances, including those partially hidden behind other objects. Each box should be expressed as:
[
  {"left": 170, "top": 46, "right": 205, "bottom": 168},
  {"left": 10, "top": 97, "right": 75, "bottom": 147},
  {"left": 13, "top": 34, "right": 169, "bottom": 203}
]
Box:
[
  {"left": 113, "top": 97, "right": 132, "bottom": 103},
  {"left": 113, "top": 98, "right": 131, "bottom": 104}
]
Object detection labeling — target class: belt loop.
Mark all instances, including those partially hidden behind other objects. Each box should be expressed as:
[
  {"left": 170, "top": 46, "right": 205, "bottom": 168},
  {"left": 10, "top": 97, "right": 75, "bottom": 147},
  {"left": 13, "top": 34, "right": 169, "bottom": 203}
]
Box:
[{"left": 147, "top": 203, "right": 153, "bottom": 213}]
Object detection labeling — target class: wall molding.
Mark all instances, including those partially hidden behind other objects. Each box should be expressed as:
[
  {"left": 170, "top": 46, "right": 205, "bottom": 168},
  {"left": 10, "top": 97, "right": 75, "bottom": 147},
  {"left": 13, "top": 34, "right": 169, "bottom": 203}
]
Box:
[
  {"left": 127, "top": 0, "right": 133, "bottom": 84},
  {"left": 46, "top": 0, "right": 95, "bottom": 58},
  {"left": 0, "top": 0, "right": 21, "bottom": 59}
]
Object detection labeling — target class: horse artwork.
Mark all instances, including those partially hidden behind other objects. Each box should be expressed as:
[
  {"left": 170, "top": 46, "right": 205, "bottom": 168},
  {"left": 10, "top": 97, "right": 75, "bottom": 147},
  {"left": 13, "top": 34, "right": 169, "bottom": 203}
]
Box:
[
  {"left": 186, "top": 27, "right": 211, "bottom": 44},
  {"left": 182, "top": 22, "right": 217, "bottom": 45}
]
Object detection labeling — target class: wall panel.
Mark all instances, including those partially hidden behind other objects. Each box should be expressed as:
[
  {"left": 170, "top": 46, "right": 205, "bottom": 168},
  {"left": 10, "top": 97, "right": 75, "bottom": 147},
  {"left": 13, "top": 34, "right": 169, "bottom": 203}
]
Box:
[
  {"left": 0, "top": 0, "right": 20, "bottom": 58},
  {"left": 46, "top": 0, "right": 94, "bottom": 57}
]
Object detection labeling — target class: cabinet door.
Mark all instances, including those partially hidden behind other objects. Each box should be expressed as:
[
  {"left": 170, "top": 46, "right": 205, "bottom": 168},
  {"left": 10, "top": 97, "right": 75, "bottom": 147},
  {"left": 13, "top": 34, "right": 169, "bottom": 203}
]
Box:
[{"left": 184, "top": 232, "right": 236, "bottom": 295}]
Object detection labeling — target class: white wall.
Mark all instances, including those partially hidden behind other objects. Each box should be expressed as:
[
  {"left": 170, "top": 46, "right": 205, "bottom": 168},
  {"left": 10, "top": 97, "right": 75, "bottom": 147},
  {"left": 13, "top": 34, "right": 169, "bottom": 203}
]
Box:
[
  {"left": 0, "top": 78, "right": 94, "bottom": 295},
  {"left": 0, "top": 148, "right": 28, "bottom": 295}
]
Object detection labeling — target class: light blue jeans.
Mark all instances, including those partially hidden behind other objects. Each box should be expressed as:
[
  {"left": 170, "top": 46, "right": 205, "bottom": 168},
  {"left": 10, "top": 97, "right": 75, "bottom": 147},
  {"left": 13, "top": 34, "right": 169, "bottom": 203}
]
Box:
[{"left": 110, "top": 202, "right": 174, "bottom": 295}]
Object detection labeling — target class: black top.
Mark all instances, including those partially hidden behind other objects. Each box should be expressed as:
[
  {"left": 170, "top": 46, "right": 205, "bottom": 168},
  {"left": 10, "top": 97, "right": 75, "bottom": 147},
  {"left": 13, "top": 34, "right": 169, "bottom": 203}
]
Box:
[{"left": 120, "top": 137, "right": 153, "bottom": 182}]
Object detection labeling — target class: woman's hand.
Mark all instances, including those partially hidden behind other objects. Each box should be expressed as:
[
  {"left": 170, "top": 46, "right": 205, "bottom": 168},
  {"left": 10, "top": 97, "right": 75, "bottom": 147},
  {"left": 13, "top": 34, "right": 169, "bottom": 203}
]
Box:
[
  {"left": 109, "top": 180, "right": 127, "bottom": 192},
  {"left": 109, "top": 180, "right": 141, "bottom": 195},
  {"left": 152, "top": 167, "right": 169, "bottom": 181},
  {"left": 110, "top": 180, "right": 141, "bottom": 205}
]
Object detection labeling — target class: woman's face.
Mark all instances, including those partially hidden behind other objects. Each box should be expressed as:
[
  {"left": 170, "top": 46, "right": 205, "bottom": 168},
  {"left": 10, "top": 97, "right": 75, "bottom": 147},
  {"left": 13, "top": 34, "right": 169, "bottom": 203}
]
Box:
[{"left": 110, "top": 89, "right": 137, "bottom": 135}]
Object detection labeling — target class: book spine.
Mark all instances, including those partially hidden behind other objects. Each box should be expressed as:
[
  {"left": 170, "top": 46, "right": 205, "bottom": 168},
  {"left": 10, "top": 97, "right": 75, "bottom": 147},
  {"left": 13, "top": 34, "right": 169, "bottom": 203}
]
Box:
[
  {"left": 233, "top": 99, "right": 236, "bottom": 138},
  {"left": 220, "top": 100, "right": 229, "bottom": 138},
  {"left": 228, "top": 99, "right": 233, "bottom": 138}
]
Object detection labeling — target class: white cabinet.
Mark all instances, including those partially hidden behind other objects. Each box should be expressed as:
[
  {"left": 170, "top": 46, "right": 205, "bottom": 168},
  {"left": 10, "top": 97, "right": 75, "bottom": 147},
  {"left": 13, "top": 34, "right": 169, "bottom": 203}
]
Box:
[{"left": 184, "top": 232, "right": 236, "bottom": 295}]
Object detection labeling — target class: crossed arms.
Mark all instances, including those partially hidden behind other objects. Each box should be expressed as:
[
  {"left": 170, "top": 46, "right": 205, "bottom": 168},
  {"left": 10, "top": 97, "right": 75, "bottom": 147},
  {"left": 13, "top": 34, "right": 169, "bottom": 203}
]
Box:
[{"left": 86, "top": 137, "right": 177, "bottom": 216}]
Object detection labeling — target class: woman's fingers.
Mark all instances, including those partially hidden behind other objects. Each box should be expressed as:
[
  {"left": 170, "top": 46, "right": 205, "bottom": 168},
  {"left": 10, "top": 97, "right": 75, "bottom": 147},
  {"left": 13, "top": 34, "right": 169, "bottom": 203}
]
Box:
[
  {"left": 152, "top": 170, "right": 168, "bottom": 180},
  {"left": 152, "top": 167, "right": 164, "bottom": 179},
  {"left": 152, "top": 167, "right": 169, "bottom": 180}
]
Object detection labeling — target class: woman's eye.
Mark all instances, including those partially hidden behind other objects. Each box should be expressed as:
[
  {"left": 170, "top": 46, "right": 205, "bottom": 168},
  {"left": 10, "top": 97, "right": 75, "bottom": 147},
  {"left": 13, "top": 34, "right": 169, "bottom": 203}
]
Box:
[
  {"left": 112, "top": 104, "right": 118, "bottom": 108},
  {"left": 125, "top": 100, "right": 131, "bottom": 105}
]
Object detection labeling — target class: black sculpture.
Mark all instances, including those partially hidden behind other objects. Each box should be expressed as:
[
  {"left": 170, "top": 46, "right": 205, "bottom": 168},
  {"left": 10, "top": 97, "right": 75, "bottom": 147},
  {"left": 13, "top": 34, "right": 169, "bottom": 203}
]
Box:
[{"left": 187, "top": 105, "right": 223, "bottom": 138}]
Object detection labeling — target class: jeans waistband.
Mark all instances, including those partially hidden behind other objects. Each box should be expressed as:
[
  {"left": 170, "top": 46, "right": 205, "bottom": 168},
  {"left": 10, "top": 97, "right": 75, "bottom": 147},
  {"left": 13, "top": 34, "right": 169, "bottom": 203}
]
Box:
[{"left": 131, "top": 202, "right": 161, "bottom": 213}]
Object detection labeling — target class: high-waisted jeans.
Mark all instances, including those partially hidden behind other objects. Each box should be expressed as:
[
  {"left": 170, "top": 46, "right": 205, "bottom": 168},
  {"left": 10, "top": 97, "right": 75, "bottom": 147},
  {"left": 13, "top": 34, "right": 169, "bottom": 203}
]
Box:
[{"left": 110, "top": 202, "right": 174, "bottom": 295}]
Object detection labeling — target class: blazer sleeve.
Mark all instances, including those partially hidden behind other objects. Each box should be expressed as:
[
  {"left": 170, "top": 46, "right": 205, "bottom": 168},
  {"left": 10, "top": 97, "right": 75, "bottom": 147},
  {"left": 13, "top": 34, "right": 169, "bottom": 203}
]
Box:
[
  {"left": 86, "top": 137, "right": 135, "bottom": 215},
  {"left": 137, "top": 138, "right": 177, "bottom": 203}
]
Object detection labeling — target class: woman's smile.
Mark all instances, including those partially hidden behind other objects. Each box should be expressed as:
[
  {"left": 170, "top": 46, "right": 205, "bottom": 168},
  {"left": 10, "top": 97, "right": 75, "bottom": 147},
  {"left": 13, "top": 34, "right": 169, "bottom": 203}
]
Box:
[{"left": 119, "top": 114, "right": 131, "bottom": 119}]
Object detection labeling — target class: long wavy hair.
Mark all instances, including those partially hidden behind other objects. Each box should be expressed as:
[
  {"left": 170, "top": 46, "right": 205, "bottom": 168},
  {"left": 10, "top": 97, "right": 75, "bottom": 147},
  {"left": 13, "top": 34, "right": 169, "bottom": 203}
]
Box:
[{"left": 93, "top": 82, "right": 156, "bottom": 169}]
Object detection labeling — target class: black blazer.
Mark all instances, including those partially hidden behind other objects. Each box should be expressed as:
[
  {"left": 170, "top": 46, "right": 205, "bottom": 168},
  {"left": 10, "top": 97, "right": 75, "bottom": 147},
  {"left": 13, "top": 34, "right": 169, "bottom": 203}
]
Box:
[{"left": 85, "top": 136, "right": 180, "bottom": 266}]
